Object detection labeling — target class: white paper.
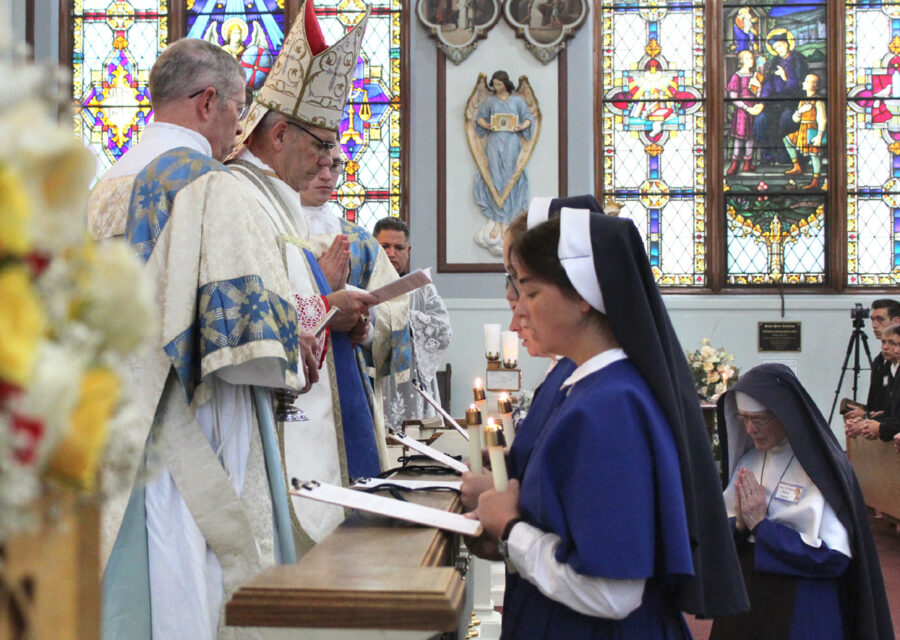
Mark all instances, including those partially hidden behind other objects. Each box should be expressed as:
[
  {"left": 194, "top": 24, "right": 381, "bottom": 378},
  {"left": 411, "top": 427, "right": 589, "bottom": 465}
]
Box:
[
  {"left": 388, "top": 431, "right": 469, "bottom": 473},
  {"left": 353, "top": 477, "right": 462, "bottom": 491},
  {"left": 291, "top": 479, "right": 482, "bottom": 537},
  {"left": 368, "top": 268, "right": 432, "bottom": 304},
  {"left": 411, "top": 380, "right": 469, "bottom": 440}
]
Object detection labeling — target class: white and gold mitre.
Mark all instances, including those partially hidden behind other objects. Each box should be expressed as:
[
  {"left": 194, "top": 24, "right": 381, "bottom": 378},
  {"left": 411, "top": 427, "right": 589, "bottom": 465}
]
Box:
[{"left": 237, "top": 0, "right": 369, "bottom": 147}]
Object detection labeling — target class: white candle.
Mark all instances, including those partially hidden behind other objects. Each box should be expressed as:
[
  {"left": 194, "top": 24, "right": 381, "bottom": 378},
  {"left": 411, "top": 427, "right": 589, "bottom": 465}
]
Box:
[
  {"left": 465, "top": 404, "right": 483, "bottom": 473},
  {"left": 484, "top": 418, "right": 508, "bottom": 492},
  {"left": 497, "top": 393, "right": 515, "bottom": 447},
  {"left": 501, "top": 331, "right": 519, "bottom": 368},
  {"left": 484, "top": 324, "right": 501, "bottom": 361}
]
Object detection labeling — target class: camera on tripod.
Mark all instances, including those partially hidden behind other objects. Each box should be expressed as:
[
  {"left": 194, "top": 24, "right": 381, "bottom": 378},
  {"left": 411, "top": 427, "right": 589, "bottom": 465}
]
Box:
[{"left": 851, "top": 303, "right": 869, "bottom": 328}]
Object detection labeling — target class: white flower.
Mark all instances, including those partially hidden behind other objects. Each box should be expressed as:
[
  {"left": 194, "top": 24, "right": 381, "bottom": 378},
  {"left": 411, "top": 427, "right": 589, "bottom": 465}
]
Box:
[
  {"left": 80, "top": 241, "right": 156, "bottom": 354},
  {"left": 0, "top": 100, "right": 95, "bottom": 252},
  {"left": 19, "top": 341, "right": 89, "bottom": 456}
]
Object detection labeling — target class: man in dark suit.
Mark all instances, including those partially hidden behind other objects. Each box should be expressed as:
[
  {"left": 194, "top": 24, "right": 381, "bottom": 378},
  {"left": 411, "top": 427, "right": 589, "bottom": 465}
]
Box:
[
  {"left": 859, "top": 323, "right": 900, "bottom": 441},
  {"left": 846, "top": 299, "right": 900, "bottom": 439}
]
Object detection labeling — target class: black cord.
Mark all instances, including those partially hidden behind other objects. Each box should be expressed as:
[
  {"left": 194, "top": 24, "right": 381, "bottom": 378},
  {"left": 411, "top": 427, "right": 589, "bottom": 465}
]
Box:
[
  {"left": 377, "top": 463, "right": 461, "bottom": 478},
  {"left": 354, "top": 482, "right": 461, "bottom": 502}
]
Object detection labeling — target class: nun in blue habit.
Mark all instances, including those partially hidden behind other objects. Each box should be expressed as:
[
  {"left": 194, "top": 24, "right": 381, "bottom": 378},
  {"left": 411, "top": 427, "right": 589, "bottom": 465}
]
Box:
[
  {"left": 468, "top": 202, "right": 748, "bottom": 639},
  {"left": 710, "top": 364, "right": 893, "bottom": 640}
]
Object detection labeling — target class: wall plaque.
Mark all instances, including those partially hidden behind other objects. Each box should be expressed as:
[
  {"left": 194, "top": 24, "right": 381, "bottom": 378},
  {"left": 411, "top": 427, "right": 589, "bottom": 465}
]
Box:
[{"left": 758, "top": 321, "right": 801, "bottom": 352}]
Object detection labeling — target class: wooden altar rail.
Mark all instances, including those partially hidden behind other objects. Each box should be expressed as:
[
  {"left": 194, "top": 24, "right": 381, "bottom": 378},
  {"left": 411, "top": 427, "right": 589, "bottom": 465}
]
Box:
[
  {"left": 847, "top": 437, "right": 900, "bottom": 523},
  {"left": 226, "top": 485, "right": 466, "bottom": 632}
]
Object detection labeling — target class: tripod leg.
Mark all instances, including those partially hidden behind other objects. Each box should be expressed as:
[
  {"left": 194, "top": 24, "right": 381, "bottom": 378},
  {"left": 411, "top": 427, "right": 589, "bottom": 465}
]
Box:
[{"left": 827, "top": 331, "right": 860, "bottom": 425}]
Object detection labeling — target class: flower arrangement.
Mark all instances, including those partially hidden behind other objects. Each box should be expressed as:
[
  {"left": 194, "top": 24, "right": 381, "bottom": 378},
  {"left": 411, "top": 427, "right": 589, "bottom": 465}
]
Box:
[
  {"left": 0, "top": 41, "right": 154, "bottom": 539},
  {"left": 685, "top": 338, "right": 739, "bottom": 403}
]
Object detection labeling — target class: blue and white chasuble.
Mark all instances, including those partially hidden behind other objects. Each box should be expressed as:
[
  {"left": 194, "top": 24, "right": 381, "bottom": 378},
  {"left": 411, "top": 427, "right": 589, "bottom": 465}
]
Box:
[{"left": 103, "top": 147, "right": 302, "bottom": 640}]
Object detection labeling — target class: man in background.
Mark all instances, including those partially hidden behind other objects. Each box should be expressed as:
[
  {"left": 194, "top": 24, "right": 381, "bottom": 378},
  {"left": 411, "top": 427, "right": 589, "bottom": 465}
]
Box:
[
  {"left": 373, "top": 217, "right": 452, "bottom": 429},
  {"left": 845, "top": 298, "right": 900, "bottom": 439},
  {"left": 298, "top": 147, "right": 413, "bottom": 459}
]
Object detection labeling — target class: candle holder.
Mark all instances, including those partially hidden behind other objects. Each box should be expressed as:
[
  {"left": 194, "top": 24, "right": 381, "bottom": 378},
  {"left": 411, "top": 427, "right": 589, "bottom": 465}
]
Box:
[{"left": 502, "top": 358, "right": 518, "bottom": 369}]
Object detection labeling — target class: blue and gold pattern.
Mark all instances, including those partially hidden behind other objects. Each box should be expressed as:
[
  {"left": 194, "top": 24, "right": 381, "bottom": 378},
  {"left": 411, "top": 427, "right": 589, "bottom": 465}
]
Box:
[
  {"left": 165, "top": 276, "right": 299, "bottom": 403},
  {"left": 338, "top": 218, "right": 411, "bottom": 380},
  {"left": 128, "top": 148, "right": 299, "bottom": 402},
  {"left": 127, "top": 148, "right": 226, "bottom": 262},
  {"left": 340, "top": 217, "right": 378, "bottom": 289}
]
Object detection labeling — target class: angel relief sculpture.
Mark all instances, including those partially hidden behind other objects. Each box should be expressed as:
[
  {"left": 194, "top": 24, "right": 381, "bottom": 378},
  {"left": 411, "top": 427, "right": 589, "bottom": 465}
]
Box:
[{"left": 465, "top": 71, "right": 541, "bottom": 256}]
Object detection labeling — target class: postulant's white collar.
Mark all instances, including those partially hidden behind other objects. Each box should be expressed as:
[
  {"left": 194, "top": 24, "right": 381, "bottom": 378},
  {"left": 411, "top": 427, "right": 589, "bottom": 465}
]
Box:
[
  {"left": 561, "top": 348, "right": 627, "bottom": 390},
  {"left": 303, "top": 202, "right": 342, "bottom": 235}
]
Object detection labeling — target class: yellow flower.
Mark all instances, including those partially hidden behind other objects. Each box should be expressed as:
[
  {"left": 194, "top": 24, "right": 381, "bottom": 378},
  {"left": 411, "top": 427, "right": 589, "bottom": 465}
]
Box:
[
  {"left": 0, "top": 266, "right": 45, "bottom": 386},
  {"left": 44, "top": 367, "right": 119, "bottom": 492},
  {"left": 0, "top": 163, "right": 32, "bottom": 255}
]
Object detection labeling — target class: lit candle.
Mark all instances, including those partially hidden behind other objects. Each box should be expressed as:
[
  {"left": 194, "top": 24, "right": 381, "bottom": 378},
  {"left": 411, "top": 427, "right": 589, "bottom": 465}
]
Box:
[
  {"left": 465, "top": 404, "right": 483, "bottom": 473},
  {"left": 484, "top": 324, "right": 501, "bottom": 361},
  {"left": 501, "top": 331, "right": 519, "bottom": 369},
  {"left": 484, "top": 418, "right": 508, "bottom": 491},
  {"left": 497, "top": 392, "right": 514, "bottom": 447}
]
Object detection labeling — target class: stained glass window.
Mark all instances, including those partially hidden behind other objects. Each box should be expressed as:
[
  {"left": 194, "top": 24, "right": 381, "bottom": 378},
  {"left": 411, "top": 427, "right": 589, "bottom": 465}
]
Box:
[
  {"left": 846, "top": 1, "right": 900, "bottom": 286},
  {"left": 723, "top": 0, "right": 827, "bottom": 285},
  {"left": 600, "top": 0, "right": 707, "bottom": 286},
  {"left": 186, "top": 0, "right": 285, "bottom": 91},
  {"left": 316, "top": 0, "right": 402, "bottom": 230},
  {"left": 71, "top": 1, "right": 403, "bottom": 231},
  {"left": 72, "top": 0, "right": 165, "bottom": 178}
]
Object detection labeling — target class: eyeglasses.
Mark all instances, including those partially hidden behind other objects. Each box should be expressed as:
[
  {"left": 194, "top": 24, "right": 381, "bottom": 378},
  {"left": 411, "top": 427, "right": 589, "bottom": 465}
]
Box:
[
  {"left": 736, "top": 411, "right": 777, "bottom": 428},
  {"left": 505, "top": 273, "right": 519, "bottom": 301},
  {"left": 187, "top": 88, "right": 250, "bottom": 119},
  {"left": 286, "top": 121, "right": 337, "bottom": 156},
  {"left": 328, "top": 159, "right": 348, "bottom": 174}
]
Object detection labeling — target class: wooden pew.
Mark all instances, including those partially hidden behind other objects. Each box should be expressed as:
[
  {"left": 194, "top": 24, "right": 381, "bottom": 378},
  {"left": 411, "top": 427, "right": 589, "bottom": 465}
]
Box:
[{"left": 847, "top": 437, "right": 900, "bottom": 523}]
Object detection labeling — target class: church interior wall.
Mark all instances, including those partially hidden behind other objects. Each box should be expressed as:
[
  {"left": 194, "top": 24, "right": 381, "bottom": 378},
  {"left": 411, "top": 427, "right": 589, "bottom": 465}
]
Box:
[{"left": 22, "top": 2, "right": 868, "bottom": 446}]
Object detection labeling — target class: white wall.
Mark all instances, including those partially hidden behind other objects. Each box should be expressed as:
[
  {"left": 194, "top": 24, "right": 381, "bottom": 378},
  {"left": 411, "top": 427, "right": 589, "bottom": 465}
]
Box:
[{"left": 442, "top": 295, "right": 881, "bottom": 449}]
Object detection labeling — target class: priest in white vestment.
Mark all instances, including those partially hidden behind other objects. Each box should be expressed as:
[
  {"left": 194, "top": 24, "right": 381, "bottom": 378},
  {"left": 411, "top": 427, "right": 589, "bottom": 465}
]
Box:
[
  {"left": 299, "top": 147, "right": 415, "bottom": 446},
  {"left": 88, "top": 37, "right": 319, "bottom": 640},
  {"left": 226, "top": 0, "right": 386, "bottom": 555},
  {"left": 372, "top": 217, "right": 452, "bottom": 430}
]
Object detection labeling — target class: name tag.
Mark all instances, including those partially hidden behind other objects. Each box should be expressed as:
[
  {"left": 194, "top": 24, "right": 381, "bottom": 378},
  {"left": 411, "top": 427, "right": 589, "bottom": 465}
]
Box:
[
  {"left": 774, "top": 481, "right": 804, "bottom": 504},
  {"left": 884, "top": 375, "right": 890, "bottom": 387}
]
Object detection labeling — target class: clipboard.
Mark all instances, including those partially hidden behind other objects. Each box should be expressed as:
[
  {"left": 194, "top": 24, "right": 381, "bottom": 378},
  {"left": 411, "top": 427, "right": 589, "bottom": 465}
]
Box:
[
  {"left": 291, "top": 479, "right": 482, "bottom": 537},
  {"left": 387, "top": 430, "right": 469, "bottom": 473},
  {"left": 411, "top": 380, "right": 469, "bottom": 440}
]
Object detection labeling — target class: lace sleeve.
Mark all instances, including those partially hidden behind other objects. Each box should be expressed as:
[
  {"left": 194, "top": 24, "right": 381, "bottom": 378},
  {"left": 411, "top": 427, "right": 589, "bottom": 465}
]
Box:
[
  {"left": 409, "top": 285, "right": 451, "bottom": 381},
  {"left": 293, "top": 293, "right": 328, "bottom": 365}
]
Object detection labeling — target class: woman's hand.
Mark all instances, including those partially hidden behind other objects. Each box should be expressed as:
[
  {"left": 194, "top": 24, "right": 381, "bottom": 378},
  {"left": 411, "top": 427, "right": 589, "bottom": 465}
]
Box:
[
  {"left": 736, "top": 467, "right": 767, "bottom": 531},
  {"left": 461, "top": 469, "right": 494, "bottom": 511},
  {"left": 468, "top": 479, "right": 521, "bottom": 541}
]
